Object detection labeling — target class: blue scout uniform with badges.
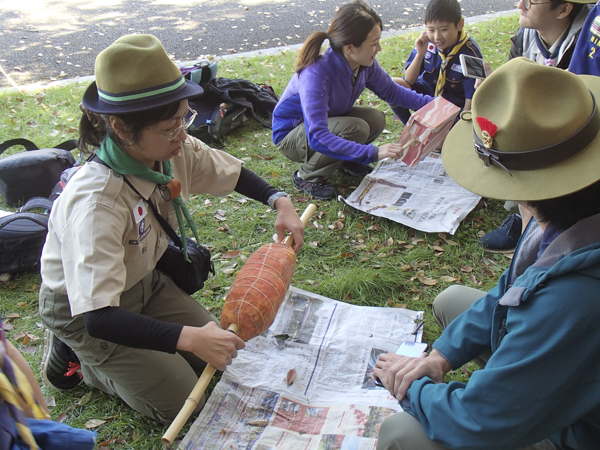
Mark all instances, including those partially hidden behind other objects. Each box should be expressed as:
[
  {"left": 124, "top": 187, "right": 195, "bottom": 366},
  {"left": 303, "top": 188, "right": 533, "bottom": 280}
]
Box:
[
  {"left": 569, "top": 2, "right": 600, "bottom": 75},
  {"left": 406, "top": 37, "right": 482, "bottom": 108}
]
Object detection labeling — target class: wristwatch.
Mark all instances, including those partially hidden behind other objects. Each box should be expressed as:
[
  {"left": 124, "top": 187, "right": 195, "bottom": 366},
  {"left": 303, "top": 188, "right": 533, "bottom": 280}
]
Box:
[{"left": 267, "top": 191, "right": 289, "bottom": 209}]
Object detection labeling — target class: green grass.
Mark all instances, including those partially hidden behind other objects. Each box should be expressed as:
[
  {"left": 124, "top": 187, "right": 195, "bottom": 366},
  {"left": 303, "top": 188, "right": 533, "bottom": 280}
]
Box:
[{"left": 0, "top": 14, "right": 518, "bottom": 449}]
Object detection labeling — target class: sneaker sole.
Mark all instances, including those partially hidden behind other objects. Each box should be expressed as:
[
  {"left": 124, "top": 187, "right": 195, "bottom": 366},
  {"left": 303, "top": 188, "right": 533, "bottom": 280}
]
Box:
[
  {"left": 40, "top": 329, "right": 83, "bottom": 390},
  {"left": 41, "top": 329, "right": 56, "bottom": 389}
]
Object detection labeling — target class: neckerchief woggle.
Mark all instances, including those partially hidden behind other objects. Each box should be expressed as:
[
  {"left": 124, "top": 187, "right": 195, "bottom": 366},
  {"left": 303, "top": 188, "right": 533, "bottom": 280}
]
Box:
[
  {"left": 534, "top": 23, "right": 572, "bottom": 67},
  {"left": 435, "top": 30, "right": 470, "bottom": 97},
  {"left": 96, "top": 136, "right": 201, "bottom": 262}
]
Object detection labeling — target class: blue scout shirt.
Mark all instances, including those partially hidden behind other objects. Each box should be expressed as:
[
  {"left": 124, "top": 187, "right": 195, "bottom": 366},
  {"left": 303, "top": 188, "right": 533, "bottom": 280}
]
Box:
[
  {"left": 406, "top": 37, "right": 482, "bottom": 108},
  {"left": 569, "top": 2, "right": 600, "bottom": 75}
]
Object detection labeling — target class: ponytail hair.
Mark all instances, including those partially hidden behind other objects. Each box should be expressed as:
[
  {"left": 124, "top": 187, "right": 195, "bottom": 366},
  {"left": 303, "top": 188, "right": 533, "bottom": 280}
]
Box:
[
  {"left": 295, "top": 0, "right": 382, "bottom": 74},
  {"left": 295, "top": 31, "right": 328, "bottom": 74},
  {"left": 78, "top": 105, "right": 110, "bottom": 155}
]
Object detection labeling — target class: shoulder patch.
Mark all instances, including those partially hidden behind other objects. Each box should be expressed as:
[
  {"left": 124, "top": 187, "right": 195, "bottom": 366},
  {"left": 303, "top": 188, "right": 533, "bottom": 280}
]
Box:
[{"left": 465, "top": 40, "right": 483, "bottom": 57}]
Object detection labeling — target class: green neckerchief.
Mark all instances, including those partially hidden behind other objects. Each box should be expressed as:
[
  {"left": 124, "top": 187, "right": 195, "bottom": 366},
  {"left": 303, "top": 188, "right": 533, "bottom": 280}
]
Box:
[
  {"left": 435, "top": 30, "right": 470, "bottom": 97},
  {"left": 96, "top": 136, "right": 201, "bottom": 262}
]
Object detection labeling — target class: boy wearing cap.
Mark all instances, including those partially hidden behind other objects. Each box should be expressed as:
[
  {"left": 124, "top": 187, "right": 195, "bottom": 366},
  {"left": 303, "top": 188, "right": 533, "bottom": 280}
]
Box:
[
  {"left": 375, "top": 58, "right": 600, "bottom": 449},
  {"left": 391, "top": 0, "right": 483, "bottom": 124},
  {"left": 511, "top": 0, "right": 594, "bottom": 69},
  {"left": 480, "top": 0, "right": 595, "bottom": 254}
]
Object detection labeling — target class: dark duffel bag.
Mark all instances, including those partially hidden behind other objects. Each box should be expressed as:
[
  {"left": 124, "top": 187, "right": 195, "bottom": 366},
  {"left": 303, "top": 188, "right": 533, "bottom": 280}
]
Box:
[
  {"left": 0, "top": 138, "right": 77, "bottom": 206},
  {"left": 0, "top": 197, "right": 52, "bottom": 275}
]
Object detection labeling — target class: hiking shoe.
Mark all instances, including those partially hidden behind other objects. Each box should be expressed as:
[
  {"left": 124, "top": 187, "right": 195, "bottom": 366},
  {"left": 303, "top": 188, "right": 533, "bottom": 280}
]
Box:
[
  {"left": 479, "top": 214, "right": 523, "bottom": 253},
  {"left": 292, "top": 171, "right": 337, "bottom": 200},
  {"left": 41, "top": 329, "right": 83, "bottom": 390},
  {"left": 341, "top": 162, "right": 373, "bottom": 177}
]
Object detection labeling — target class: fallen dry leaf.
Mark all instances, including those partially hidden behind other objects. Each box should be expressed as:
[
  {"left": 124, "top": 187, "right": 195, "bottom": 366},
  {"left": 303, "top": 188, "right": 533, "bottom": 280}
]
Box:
[
  {"left": 84, "top": 419, "right": 106, "bottom": 429},
  {"left": 286, "top": 368, "right": 297, "bottom": 386},
  {"left": 222, "top": 250, "right": 240, "bottom": 259},
  {"left": 247, "top": 419, "right": 269, "bottom": 427},
  {"left": 461, "top": 266, "right": 473, "bottom": 273},
  {"left": 418, "top": 276, "right": 439, "bottom": 286},
  {"left": 440, "top": 276, "right": 459, "bottom": 282}
]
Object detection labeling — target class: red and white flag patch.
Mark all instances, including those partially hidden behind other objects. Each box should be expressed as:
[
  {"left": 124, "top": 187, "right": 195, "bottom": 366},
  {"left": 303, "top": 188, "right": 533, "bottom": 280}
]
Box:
[{"left": 133, "top": 199, "right": 147, "bottom": 224}]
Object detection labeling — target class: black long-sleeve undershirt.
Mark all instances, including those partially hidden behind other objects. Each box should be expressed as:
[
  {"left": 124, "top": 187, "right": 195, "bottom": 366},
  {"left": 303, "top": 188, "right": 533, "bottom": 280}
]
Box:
[{"left": 82, "top": 167, "right": 281, "bottom": 352}]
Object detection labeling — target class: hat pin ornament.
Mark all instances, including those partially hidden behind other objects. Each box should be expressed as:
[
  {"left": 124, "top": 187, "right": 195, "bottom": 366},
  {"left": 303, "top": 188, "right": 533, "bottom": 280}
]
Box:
[{"left": 476, "top": 116, "right": 498, "bottom": 149}]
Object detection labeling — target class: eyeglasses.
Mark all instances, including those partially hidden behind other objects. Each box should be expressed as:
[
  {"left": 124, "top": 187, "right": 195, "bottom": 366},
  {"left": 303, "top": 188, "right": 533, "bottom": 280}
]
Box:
[
  {"left": 164, "top": 107, "right": 197, "bottom": 141},
  {"left": 522, "top": 0, "right": 552, "bottom": 10}
]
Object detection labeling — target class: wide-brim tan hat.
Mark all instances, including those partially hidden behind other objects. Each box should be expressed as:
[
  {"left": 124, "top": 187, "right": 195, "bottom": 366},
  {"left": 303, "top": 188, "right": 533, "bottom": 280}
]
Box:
[
  {"left": 442, "top": 57, "right": 600, "bottom": 201},
  {"left": 82, "top": 34, "right": 203, "bottom": 114}
]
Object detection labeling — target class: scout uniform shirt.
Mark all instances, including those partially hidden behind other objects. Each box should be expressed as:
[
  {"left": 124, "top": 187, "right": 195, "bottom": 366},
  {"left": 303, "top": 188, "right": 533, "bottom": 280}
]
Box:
[
  {"left": 40, "top": 137, "right": 243, "bottom": 317},
  {"left": 406, "top": 37, "right": 482, "bottom": 109},
  {"left": 569, "top": 2, "right": 600, "bottom": 75}
]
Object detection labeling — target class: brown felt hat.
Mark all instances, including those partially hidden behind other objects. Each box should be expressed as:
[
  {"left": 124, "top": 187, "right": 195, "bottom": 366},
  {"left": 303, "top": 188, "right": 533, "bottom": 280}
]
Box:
[
  {"left": 82, "top": 34, "right": 203, "bottom": 114},
  {"left": 442, "top": 57, "right": 600, "bottom": 201}
]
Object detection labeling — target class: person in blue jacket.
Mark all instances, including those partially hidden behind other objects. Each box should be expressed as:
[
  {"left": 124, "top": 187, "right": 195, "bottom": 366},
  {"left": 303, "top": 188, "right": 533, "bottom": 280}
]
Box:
[
  {"left": 569, "top": 0, "right": 600, "bottom": 74},
  {"left": 272, "top": 0, "right": 433, "bottom": 200},
  {"left": 375, "top": 58, "right": 600, "bottom": 449}
]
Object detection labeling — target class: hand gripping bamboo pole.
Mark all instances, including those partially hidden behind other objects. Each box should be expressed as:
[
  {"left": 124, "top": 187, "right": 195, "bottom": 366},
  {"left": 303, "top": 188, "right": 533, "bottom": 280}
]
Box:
[{"left": 162, "top": 203, "right": 317, "bottom": 447}]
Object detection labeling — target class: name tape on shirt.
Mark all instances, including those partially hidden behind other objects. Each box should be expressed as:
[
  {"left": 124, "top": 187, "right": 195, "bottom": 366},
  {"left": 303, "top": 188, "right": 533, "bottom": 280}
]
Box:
[{"left": 451, "top": 63, "right": 463, "bottom": 73}]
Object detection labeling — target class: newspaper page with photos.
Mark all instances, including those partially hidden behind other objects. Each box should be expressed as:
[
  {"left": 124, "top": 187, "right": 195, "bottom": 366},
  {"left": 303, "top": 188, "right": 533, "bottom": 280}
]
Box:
[
  {"left": 181, "top": 287, "right": 424, "bottom": 450},
  {"left": 344, "top": 153, "right": 481, "bottom": 235}
]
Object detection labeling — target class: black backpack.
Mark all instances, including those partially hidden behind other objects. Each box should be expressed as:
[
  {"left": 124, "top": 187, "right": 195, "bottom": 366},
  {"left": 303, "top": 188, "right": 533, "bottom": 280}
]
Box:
[
  {"left": 182, "top": 63, "right": 279, "bottom": 143},
  {"left": 0, "top": 167, "right": 80, "bottom": 276},
  {"left": 0, "top": 138, "right": 78, "bottom": 206},
  {"left": 0, "top": 197, "right": 53, "bottom": 275}
]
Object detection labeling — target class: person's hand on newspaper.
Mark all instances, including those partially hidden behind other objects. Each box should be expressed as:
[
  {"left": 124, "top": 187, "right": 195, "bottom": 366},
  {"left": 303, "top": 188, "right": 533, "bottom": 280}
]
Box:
[
  {"left": 378, "top": 143, "right": 407, "bottom": 161},
  {"left": 374, "top": 349, "right": 451, "bottom": 401}
]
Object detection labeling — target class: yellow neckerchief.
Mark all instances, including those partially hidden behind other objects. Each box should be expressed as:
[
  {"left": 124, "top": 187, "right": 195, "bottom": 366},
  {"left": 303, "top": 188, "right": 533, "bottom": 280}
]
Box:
[
  {"left": 0, "top": 350, "right": 51, "bottom": 449},
  {"left": 435, "top": 30, "right": 470, "bottom": 97}
]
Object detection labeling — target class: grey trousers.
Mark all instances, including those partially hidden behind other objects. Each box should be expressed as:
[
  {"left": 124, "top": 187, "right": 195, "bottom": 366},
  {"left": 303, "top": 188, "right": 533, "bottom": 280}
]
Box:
[
  {"left": 39, "top": 270, "right": 217, "bottom": 424},
  {"left": 277, "top": 106, "right": 386, "bottom": 182},
  {"left": 376, "top": 285, "right": 559, "bottom": 450}
]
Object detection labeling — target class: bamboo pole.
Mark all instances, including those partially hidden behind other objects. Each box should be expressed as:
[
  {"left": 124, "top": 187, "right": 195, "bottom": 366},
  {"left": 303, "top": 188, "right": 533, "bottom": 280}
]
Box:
[{"left": 162, "top": 203, "right": 317, "bottom": 447}]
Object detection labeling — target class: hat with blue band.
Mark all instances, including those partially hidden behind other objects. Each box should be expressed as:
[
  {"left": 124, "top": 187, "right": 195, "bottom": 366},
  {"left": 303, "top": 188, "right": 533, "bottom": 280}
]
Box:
[{"left": 82, "top": 34, "right": 203, "bottom": 114}]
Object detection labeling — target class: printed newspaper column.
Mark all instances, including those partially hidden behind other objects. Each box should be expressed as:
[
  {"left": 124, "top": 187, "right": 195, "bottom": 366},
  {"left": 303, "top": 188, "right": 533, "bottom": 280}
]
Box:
[{"left": 398, "top": 97, "right": 460, "bottom": 167}]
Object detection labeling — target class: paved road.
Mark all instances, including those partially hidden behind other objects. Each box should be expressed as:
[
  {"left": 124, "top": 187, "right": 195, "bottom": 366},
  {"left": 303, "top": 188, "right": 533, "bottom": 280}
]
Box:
[{"left": 0, "top": 0, "right": 516, "bottom": 88}]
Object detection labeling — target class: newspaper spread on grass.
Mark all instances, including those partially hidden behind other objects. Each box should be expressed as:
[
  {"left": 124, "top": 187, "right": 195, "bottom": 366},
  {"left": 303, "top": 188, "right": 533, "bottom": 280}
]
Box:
[
  {"left": 181, "top": 287, "right": 424, "bottom": 450},
  {"left": 344, "top": 152, "right": 481, "bottom": 235}
]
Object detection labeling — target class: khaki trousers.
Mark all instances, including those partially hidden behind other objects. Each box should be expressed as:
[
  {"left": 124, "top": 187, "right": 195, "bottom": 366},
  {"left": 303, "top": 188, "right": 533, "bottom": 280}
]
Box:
[
  {"left": 376, "top": 285, "right": 559, "bottom": 450},
  {"left": 277, "top": 106, "right": 385, "bottom": 182},
  {"left": 39, "top": 270, "right": 217, "bottom": 424}
]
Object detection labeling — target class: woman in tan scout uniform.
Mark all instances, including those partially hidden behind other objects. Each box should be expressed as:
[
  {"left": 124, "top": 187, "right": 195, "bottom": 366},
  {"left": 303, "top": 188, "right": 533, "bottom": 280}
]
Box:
[{"left": 37, "top": 34, "right": 304, "bottom": 424}]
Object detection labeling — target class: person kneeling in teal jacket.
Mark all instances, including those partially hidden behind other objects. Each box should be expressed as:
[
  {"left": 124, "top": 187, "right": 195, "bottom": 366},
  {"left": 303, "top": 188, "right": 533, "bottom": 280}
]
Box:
[{"left": 375, "top": 57, "right": 600, "bottom": 450}]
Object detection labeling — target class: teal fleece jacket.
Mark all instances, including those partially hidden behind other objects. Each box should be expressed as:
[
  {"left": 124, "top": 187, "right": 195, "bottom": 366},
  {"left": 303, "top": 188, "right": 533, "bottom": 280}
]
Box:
[{"left": 406, "top": 214, "right": 600, "bottom": 449}]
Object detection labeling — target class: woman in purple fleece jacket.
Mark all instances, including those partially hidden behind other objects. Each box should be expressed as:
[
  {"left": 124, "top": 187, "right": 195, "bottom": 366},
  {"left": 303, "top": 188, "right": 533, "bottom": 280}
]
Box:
[{"left": 272, "top": 0, "right": 434, "bottom": 200}]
